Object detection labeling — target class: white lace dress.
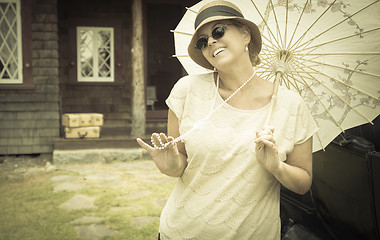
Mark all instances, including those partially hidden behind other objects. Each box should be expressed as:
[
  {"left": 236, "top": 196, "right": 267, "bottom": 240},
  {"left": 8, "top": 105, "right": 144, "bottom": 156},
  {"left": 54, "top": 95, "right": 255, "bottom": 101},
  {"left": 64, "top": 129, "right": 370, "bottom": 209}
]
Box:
[{"left": 160, "top": 72, "right": 319, "bottom": 240}]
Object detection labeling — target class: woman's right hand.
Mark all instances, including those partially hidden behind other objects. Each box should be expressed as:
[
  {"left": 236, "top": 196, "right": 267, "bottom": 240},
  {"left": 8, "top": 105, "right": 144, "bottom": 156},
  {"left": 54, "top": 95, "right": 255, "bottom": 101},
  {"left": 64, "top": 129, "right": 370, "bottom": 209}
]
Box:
[{"left": 136, "top": 133, "right": 186, "bottom": 177}]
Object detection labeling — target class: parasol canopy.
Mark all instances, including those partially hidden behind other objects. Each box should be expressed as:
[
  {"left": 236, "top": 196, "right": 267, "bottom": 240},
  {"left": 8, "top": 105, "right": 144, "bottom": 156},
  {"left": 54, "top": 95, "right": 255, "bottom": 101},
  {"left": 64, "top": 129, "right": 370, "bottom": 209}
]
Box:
[{"left": 172, "top": 0, "right": 380, "bottom": 152}]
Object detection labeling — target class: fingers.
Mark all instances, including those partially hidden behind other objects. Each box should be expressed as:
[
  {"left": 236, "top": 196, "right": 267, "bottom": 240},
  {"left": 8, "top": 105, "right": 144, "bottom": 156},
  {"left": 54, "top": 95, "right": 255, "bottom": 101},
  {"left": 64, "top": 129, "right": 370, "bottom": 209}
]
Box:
[
  {"left": 256, "top": 127, "right": 274, "bottom": 137},
  {"left": 255, "top": 127, "right": 276, "bottom": 149},
  {"left": 138, "top": 133, "right": 175, "bottom": 151},
  {"left": 160, "top": 133, "right": 169, "bottom": 144},
  {"left": 255, "top": 138, "right": 276, "bottom": 149},
  {"left": 167, "top": 136, "right": 176, "bottom": 147},
  {"left": 255, "top": 135, "right": 275, "bottom": 144},
  {"left": 151, "top": 133, "right": 165, "bottom": 147},
  {"left": 136, "top": 138, "right": 154, "bottom": 152}
]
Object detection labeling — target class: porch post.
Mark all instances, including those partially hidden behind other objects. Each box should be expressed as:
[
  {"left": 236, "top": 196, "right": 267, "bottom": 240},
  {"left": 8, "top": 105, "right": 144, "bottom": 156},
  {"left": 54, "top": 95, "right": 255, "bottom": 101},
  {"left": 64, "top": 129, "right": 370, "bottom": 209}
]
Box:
[{"left": 131, "top": 0, "right": 146, "bottom": 136}]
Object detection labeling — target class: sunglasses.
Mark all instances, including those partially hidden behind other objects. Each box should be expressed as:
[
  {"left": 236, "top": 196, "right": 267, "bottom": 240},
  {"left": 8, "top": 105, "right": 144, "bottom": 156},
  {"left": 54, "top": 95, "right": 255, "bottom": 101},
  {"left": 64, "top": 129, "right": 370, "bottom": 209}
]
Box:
[{"left": 195, "top": 24, "right": 232, "bottom": 50}]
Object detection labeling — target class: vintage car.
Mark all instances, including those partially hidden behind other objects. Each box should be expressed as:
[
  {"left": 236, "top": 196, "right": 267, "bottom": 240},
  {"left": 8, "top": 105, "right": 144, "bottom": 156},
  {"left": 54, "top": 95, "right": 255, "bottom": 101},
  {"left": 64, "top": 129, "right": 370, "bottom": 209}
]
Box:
[{"left": 281, "top": 116, "right": 380, "bottom": 240}]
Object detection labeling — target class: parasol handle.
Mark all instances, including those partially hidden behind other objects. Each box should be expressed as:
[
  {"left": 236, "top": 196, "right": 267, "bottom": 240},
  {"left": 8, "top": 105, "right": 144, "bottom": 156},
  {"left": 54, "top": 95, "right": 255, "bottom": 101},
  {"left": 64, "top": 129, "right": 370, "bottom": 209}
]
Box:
[
  {"left": 264, "top": 71, "right": 282, "bottom": 127},
  {"left": 256, "top": 71, "right": 282, "bottom": 149}
]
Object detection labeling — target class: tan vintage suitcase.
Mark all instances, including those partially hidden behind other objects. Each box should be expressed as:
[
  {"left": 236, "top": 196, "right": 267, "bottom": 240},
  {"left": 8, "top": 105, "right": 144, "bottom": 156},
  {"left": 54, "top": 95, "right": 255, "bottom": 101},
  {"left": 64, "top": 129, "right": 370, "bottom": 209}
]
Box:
[
  {"left": 62, "top": 113, "right": 103, "bottom": 127},
  {"left": 64, "top": 127, "right": 101, "bottom": 139}
]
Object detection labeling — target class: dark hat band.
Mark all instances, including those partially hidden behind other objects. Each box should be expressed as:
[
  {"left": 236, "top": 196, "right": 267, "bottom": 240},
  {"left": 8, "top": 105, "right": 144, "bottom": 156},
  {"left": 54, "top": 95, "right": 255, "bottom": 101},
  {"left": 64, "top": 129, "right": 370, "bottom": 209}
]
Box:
[{"left": 194, "top": 5, "right": 244, "bottom": 29}]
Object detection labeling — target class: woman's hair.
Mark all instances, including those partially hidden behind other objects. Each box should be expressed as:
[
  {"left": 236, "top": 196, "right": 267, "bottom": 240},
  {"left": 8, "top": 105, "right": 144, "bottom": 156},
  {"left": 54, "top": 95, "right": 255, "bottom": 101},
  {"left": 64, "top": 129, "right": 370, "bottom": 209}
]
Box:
[
  {"left": 232, "top": 20, "right": 261, "bottom": 67},
  {"left": 248, "top": 41, "right": 261, "bottom": 67}
]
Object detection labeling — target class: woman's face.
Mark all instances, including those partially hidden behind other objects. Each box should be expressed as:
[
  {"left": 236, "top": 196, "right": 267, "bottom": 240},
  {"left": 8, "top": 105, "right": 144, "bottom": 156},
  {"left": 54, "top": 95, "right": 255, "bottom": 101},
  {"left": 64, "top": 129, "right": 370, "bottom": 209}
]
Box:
[{"left": 197, "top": 20, "right": 251, "bottom": 70}]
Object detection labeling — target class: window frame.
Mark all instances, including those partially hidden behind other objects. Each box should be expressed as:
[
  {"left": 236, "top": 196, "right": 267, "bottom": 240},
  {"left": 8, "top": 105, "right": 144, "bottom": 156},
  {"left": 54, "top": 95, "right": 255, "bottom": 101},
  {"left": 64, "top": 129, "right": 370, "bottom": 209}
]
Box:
[
  {"left": 68, "top": 18, "right": 122, "bottom": 85},
  {"left": 0, "top": 0, "right": 32, "bottom": 90},
  {"left": 76, "top": 26, "right": 115, "bottom": 83}
]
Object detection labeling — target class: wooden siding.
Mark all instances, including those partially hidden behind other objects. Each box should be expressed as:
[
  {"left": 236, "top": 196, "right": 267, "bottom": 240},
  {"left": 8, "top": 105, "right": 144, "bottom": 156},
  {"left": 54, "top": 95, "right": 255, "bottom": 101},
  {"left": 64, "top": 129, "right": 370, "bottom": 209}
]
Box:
[
  {"left": 0, "top": 0, "right": 60, "bottom": 155},
  {"left": 58, "top": 0, "right": 133, "bottom": 137}
]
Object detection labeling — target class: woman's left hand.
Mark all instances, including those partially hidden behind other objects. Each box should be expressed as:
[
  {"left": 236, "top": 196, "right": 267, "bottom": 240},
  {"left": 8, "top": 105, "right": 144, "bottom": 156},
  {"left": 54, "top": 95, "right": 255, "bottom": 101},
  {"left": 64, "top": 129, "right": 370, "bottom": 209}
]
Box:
[{"left": 255, "top": 127, "right": 280, "bottom": 174}]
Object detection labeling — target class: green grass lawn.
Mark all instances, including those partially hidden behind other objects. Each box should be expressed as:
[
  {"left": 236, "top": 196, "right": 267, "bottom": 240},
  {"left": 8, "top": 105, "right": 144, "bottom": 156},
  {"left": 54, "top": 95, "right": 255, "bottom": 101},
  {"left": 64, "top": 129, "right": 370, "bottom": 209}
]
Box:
[{"left": 0, "top": 162, "right": 175, "bottom": 240}]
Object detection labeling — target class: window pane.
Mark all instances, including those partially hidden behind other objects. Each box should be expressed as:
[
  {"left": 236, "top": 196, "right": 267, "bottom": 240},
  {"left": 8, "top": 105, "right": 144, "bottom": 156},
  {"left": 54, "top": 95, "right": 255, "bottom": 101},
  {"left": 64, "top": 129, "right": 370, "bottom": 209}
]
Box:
[
  {"left": 77, "top": 27, "right": 114, "bottom": 82},
  {"left": 79, "top": 30, "right": 94, "bottom": 77},
  {"left": 0, "top": 0, "right": 22, "bottom": 83},
  {"left": 97, "top": 30, "right": 111, "bottom": 77}
]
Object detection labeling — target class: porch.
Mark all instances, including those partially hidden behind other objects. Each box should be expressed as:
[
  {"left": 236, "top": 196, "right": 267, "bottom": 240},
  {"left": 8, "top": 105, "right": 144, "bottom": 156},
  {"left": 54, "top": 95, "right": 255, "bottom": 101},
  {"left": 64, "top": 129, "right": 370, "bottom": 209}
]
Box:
[{"left": 52, "top": 121, "right": 166, "bottom": 163}]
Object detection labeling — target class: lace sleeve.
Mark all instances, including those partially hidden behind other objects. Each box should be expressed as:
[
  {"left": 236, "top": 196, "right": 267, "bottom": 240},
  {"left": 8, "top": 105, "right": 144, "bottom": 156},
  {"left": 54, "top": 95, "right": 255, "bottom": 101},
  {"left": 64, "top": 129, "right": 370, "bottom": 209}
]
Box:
[
  {"left": 293, "top": 96, "right": 319, "bottom": 145},
  {"left": 165, "top": 76, "right": 191, "bottom": 121}
]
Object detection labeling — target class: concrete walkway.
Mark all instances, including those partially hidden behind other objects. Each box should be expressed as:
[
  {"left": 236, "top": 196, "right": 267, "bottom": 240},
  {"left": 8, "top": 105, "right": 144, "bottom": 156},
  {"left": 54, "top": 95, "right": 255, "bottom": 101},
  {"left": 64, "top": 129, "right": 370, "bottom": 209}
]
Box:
[
  {"left": 57, "top": 160, "right": 174, "bottom": 240},
  {"left": 0, "top": 153, "right": 176, "bottom": 240}
]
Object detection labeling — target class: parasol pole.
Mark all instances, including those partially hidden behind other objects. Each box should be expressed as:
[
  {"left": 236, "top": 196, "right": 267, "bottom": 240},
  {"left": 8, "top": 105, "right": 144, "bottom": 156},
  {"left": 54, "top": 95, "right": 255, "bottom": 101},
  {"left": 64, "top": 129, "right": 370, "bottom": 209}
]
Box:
[
  {"left": 264, "top": 71, "right": 282, "bottom": 126},
  {"left": 264, "top": 52, "right": 288, "bottom": 127},
  {"left": 257, "top": 55, "right": 286, "bottom": 149},
  {"left": 257, "top": 67, "right": 283, "bottom": 149}
]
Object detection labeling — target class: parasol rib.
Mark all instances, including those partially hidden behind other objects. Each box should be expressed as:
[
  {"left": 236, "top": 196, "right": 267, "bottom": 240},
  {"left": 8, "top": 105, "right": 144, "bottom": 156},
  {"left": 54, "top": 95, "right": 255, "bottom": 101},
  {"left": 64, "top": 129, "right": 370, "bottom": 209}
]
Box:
[
  {"left": 286, "top": 70, "right": 345, "bottom": 132},
  {"left": 285, "top": 74, "right": 332, "bottom": 151},
  {"left": 307, "top": 52, "right": 380, "bottom": 56},
  {"left": 172, "top": 55, "right": 190, "bottom": 58},
  {"left": 261, "top": 48, "right": 281, "bottom": 59},
  {"left": 289, "top": 0, "right": 338, "bottom": 51},
  {"left": 294, "top": 0, "right": 380, "bottom": 51},
  {"left": 260, "top": 51, "right": 279, "bottom": 65},
  {"left": 284, "top": 0, "right": 289, "bottom": 50},
  {"left": 258, "top": 71, "right": 274, "bottom": 82},
  {"left": 303, "top": 64, "right": 380, "bottom": 101},
  {"left": 261, "top": 53, "right": 282, "bottom": 71},
  {"left": 261, "top": 28, "right": 282, "bottom": 52},
  {"left": 185, "top": 7, "right": 197, "bottom": 14},
  {"left": 292, "top": 58, "right": 375, "bottom": 125},
  {"left": 287, "top": 0, "right": 319, "bottom": 51},
  {"left": 250, "top": 0, "right": 282, "bottom": 48},
  {"left": 269, "top": 0, "right": 284, "bottom": 49},
  {"left": 282, "top": 74, "right": 291, "bottom": 90},
  {"left": 258, "top": 73, "right": 275, "bottom": 82},
  {"left": 293, "top": 53, "right": 327, "bottom": 62},
  {"left": 264, "top": 74, "right": 274, "bottom": 83},
  {"left": 295, "top": 27, "right": 380, "bottom": 53},
  {"left": 285, "top": 72, "right": 302, "bottom": 92},
  {"left": 256, "top": 65, "right": 274, "bottom": 73},
  {"left": 289, "top": 52, "right": 380, "bottom": 84},
  {"left": 286, "top": 76, "right": 299, "bottom": 91},
  {"left": 170, "top": 30, "right": 193, "bottom": 36},
  {"left": 262, "top": 32, "right": 281, "bottom": 52},
  {"left": 261, "top": 48, "right": 278, "bottom": 54},
  {"left": 291, "top": 50, "right": 380, "bottom": 86},
  {"left": 307, "top": 59, "right": 380, "bottom": 80},
  {"left": 315, "top": 133, "right": 325, "bottom": 151}
]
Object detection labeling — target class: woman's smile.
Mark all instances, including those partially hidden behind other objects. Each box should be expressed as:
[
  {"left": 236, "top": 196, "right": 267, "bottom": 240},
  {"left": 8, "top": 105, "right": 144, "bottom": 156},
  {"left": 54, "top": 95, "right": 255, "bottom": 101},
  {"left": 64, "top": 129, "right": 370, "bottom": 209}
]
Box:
[{"left": 213, "top": 47, "right": 226, "bottom": 57}]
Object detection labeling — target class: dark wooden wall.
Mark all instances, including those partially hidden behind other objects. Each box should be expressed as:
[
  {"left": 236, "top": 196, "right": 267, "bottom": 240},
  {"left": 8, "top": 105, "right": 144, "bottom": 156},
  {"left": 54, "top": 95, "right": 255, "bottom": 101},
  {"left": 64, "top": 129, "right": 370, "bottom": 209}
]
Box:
[
  {"left": 58, "top": 0, "right": 134, "bottom": 136},
  {"left": 0, "top": 0, "right": 60, "bottom": 155}
]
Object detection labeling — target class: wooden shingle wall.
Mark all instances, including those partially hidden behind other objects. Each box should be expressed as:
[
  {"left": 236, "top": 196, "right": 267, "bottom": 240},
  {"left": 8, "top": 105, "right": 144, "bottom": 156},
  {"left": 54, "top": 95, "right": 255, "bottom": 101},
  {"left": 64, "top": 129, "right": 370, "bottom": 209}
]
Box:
[
  {"left": 0, "top": 0, "right": 60, "bottom": 155},
  {"left": 58, "top": 0, "right": 133, "bottom": 136}
]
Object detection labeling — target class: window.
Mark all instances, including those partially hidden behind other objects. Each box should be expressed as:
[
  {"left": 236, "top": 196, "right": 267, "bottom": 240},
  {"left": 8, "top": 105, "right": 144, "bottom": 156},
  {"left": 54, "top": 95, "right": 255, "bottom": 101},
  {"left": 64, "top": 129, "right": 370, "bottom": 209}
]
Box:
[
  {"left": 68, "top": 18, "right": 122, "bottom": 85},
  {"left": 0, "top": 0, "right": 32, "bottom": 90},
  {"left": 0, "top": 0, "right": 22, "bottom": 83},
  {"left": 77, "top": 27, "right": 114, "bottom": 82}
]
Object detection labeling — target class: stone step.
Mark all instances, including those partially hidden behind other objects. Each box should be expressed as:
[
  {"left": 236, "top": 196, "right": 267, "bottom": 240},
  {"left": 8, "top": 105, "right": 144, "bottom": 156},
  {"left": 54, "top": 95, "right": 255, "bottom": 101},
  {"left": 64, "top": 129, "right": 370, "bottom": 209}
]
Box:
[
  {"left": 53, "top": 148, "right": 152, "bottom": 164},
  {"left": 54, "top": 136, "right": 151, "bottom": 150}
]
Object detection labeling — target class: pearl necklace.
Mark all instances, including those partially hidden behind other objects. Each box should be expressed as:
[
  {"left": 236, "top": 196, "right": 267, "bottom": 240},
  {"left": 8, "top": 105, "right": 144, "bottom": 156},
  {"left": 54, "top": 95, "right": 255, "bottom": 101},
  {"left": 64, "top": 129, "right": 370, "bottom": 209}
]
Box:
[{"left": 151, "top": 69, "right": 257, "bottom": 150}]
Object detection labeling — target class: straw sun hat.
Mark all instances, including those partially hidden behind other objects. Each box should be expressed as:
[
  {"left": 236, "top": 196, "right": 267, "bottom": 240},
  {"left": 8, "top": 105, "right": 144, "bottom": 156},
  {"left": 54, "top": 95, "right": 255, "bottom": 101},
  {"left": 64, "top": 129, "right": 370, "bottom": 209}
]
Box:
[{"left": 188, "top": 0, "right": 262, "bottom": 70}]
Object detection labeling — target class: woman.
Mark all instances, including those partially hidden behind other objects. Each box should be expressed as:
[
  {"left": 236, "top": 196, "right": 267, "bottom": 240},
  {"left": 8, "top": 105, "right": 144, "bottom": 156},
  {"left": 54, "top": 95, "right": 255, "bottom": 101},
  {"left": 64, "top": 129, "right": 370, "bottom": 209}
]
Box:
[{"left": 137, "top": 1, "right": 319, "bottom": 239}]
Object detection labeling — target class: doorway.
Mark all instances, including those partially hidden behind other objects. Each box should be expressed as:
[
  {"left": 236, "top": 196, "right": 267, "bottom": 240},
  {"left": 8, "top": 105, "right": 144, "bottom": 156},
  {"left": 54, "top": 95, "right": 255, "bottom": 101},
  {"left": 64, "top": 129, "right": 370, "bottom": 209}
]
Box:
[{"left": 145, "top": 2, "right": 186, "bottom": 119}]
